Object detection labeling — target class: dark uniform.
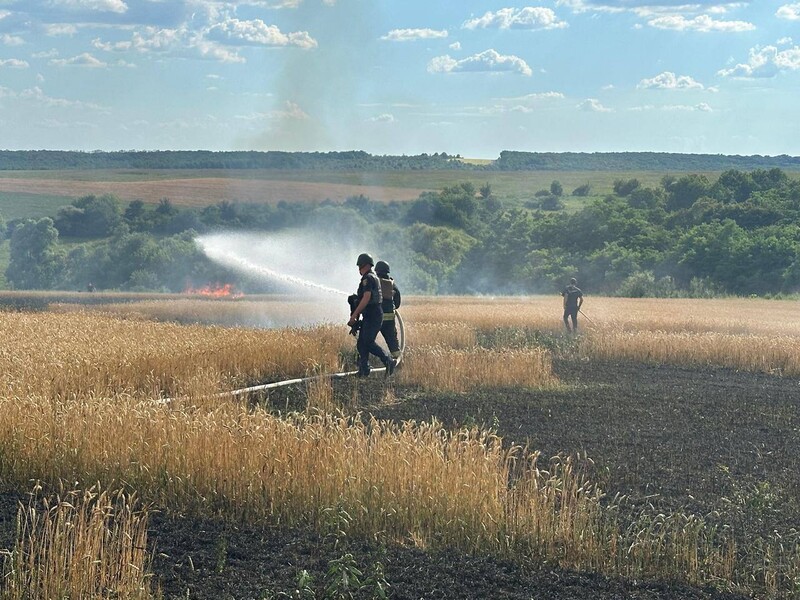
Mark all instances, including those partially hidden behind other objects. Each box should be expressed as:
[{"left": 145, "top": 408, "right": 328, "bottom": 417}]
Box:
[
  {"left": 377, "top": 267, "right": 401, "bottom": 359},
  {"left": 355, "top": 268, "right": 391, "bottom": 376},
  {"left": 561, "top": 282, "right": 583, "bottom": 332}
]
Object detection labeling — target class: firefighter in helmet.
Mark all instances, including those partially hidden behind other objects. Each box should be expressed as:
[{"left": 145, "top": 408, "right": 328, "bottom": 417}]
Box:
[
  {"left": 347, "top": 253, "right": 397, "bottom": 377},
  {"left": 374, "top": 260, "right": 401, "bottom": 360}
]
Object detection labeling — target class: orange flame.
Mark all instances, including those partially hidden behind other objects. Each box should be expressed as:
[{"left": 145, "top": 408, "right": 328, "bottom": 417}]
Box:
[{"left": 184, "top": 283, "right": 243, "bottom": 298}]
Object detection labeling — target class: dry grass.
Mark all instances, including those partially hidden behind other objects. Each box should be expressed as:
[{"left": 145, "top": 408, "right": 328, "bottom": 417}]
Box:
[
  {"left": 0, "top": 311, "right": 351, "bottom": 400},
  {"left": 0, "top": 295, "right": 797, "bottom": 594},
  {"left": 0, "top": 175, "right": 425, "bottom": 206},
  {"left": 398, "top": 346, "right": 557, "bottom": 392},
  {"left": 399, "top": 296, "right": 800, "bottom": 376},
  {"left": 1, "top": 484, "right": 151, "bottom": 599}
]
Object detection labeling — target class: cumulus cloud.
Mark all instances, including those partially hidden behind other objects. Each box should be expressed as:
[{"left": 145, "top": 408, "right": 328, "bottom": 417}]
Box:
[
  {"left": 0, "top": 58, "right": 29, "bottom": 68},
  {"left": 49, "top": 52, "right": 107, "bottom": 67},
  {"left": 718, "top": 44, "right": 800, "bottom": 77},
  {"left": 577, "top": 98, "right": 611, "bottom": 112},
  {"left": 381, "top": 28, "right": 447, "bottom": 42},
  {"left": 647, "top": 14, "right": 754, "bottom": 32},
  {"left": 463, "top": 7, "right": 567, "bottom": 30},
  {"left": 51, "top": 0, "right": 128, "bottom": 12},
  {"left": 1, "top": 34, "right": 24, "bottom": 46},
  {"left": 207, "top": 18, "right": 317, "bottom": 49},
  {"left": 427, "top": 49, "right": 532, "bottom": 76},
  {"left": 558, "top": 0, "right": 744, "bottom": 13},
  {"left": 637, "top": 71, "right": 705, "bottom": 89},
  {"left": 18, "top": 86, "right": 108, "bottom": 110},
  {"left": 777, "top": 3, "right": 800, "bottom": 20},
  {"left": 44, "top": 24, "right": 78, "bottom": 36},
  {"left": 631, "top": 102, "right": 713, "bottom": 112},
  {"left": 367, "top": 113, "right": 395, "bottom": 123},
  {"left": 449, "top": 41, "right": 461, "bottom": 50},
  {"left": 485, "top": 91, "right": 565, "bottom": 113},
  {"left": 234, "top": 101, "right": 309, "bottom": 122},
  {"left": 94, "top": 26, "right": 244, "bottom": 63}
]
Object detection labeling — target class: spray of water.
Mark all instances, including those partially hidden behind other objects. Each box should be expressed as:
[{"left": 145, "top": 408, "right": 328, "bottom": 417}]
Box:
[
  {"left": 196, "top": 230, "right": 363, "bottom": 297},
  {"left": 200, "top": 241, "right": 349, "bottom": 297}
]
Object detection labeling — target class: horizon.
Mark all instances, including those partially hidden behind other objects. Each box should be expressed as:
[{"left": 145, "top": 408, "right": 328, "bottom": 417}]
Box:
[{"left": 0, "top": 1, "right": 798, "bottom": 157}]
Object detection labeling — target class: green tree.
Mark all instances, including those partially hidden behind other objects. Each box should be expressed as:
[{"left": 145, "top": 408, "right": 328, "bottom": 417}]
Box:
[
  {"left": 6, "top": 218, "right": 65, "bottom": 289},
  {"left": 54, "top": 194, "right": 122, "bottom": 237},
  {"left": 666, "top": 174, "right": 711, "bottom": 211},
  {"left": 550, "top": 180, "right": 563, "bottom": 196}
]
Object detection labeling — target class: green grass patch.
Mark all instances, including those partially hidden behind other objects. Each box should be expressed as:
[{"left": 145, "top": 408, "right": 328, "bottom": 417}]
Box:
[{"left": 0, "top": 191, "right": 70, "bottom": 220}]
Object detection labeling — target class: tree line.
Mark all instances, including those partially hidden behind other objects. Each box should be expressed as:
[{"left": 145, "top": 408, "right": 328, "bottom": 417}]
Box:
[
  {"left": 2, "top": 167, "right": 800, "bottom": 296},
  {"left": 1, "top": 150, "right": 799, "bottom": 172}
]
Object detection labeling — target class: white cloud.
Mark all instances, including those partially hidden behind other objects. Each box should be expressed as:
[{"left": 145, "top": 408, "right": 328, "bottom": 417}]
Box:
[
  {"left": 49, "top": 52, "right": 107, "bottom": 67},
  {"left": 463, "top": 7, "right": 567, "bottom": 30},
  {"left": 558, "top": 0, "right": 744, "bottom": 13},
  {"left": 637, "top": 71, "right": 705, "bottom": 89},
  {"left": 51, "top": 0, "right": 128, "bottom": 13},
  {"left": 381, "top": 28, "right": 448, "bottom": 42},
  {"left": 428, "top": 49, "right": 533, "bottom": 76},
  {"left": 44, "top": 24, "right": 78, "bottom": 36},
  {"left": 647, "top": 14, "right": 755, "bottom": 32},
  {"left": 577, "top": 98, "right": 612, "bottom": 112},
  {"left": 33, "top": 49, "right": 60, "bottom": 58},
  {"left": 18, "top": 86, "right": 108, "bottom": 110},
  {"left": 95, "top": 26, "right": 246, "bottom": 63},
  {"left": 235, "top": 101, "right": 309, "bottom": 121},
  {"left": 718, "top": 44, "right": 800, "bottom": 77},
  {"left": 0, "top": 58, "right": 29, "bottom": 68},
  {"left": 484, "top": 91, "right": 565, "bottom": 113},
  {"left": 631, "top": 102, "right": 713, "bottom": 112},
  {"left": 449, "top": 41, "right": 461, "bottom": 50},
  {"left": 367, "top": 113, "right": 395, "bottom": 123},
  {"left": 777, "top": 3, "right": 800, "bottom": 20},
  {"left": 207, "top": 18, "right": 317, "bottom": 49},
  {"left": 1, "top": 34, "right": 24, "bottom": 46}
]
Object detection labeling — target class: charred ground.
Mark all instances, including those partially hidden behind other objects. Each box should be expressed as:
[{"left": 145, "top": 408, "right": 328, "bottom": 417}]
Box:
[{"left": 2, "top": 357, "right": 797, "bottom": 599}]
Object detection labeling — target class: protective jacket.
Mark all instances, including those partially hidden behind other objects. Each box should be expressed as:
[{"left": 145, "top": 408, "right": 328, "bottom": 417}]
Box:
[{"left": 378, "top": 276, "right": 401, "bottom": 321}]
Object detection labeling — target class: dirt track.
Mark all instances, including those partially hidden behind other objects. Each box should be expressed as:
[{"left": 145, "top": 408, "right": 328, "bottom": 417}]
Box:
[{"left": 3, "top": 357, "right": 797, "bottom": 598}]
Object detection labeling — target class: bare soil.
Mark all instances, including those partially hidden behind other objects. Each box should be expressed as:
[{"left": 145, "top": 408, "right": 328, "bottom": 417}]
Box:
[{"left": 3, "top": 357, "right": 797, "bottom": 598}]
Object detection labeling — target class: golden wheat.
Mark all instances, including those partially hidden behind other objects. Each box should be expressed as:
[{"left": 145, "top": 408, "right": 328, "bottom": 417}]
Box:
[{"left": 1, "top": 484, "right": 151, "bottom": 599}]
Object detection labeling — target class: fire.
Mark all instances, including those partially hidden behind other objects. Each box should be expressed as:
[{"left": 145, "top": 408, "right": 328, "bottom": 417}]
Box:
[{"left": 184, "top": 283, "right": 243, "bottom": 298}]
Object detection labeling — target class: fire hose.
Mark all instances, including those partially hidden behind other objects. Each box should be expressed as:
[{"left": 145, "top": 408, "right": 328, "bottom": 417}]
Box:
[{"left": 216, "top": 310, "right": 405, "bottom": 398}]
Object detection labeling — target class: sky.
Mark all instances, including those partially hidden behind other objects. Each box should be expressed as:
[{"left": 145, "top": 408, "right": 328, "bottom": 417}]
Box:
[{"left": 0, "top": 0, "right": 799, "bottom": 158}]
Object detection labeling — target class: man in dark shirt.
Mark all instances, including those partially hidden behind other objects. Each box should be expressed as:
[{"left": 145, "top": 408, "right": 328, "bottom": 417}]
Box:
[
  {"left": 347, "top": 253, "right": 396, "bottom": 377},
  {"left": 561, "top": 277, "right": 584, "bottom": 333}
]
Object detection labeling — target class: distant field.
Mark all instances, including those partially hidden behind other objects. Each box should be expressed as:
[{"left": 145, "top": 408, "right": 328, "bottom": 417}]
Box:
[{"left": 1, "top": 168, "right": 797, "bottom": 217}]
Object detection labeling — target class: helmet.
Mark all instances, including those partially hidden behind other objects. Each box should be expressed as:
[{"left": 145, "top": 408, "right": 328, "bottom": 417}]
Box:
[
  {"left": 375, "top": 260, "right": 390, "bottom": 275},
  {"left": 356, "top": 253, "right": 374, "bottom": 267}
]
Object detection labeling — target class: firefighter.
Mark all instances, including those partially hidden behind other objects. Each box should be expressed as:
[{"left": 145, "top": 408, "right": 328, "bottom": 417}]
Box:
[
  {"left": 375, "top": 260, "right": 401, "bottom": 360},
  {"left": 561, "top": 277, "right": 584, "bottom": 332},
  {"left": 347, "top": 253, "right": 397, "bottom": 377}
]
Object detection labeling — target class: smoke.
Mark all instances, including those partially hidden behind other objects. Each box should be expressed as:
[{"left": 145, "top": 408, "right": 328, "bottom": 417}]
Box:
[{"left": 197, "top": 228, "right": 369, "bottom": 300}]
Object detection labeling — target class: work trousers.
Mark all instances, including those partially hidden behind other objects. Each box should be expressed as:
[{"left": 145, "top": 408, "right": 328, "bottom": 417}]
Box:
[
  {"left": 380, "top": 315, "right": 400, "bottom": 357},
  {"left": 357, "top": 306, "right": 390, "bottom": 374}
]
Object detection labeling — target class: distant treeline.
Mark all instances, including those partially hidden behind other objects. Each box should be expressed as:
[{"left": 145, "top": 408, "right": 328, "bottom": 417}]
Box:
[
  {"left": 1, "top": 150, "right": 800, "bottom": 172},
  {"left": 4, "top": 167, "right": 800, "bottom": 297}
]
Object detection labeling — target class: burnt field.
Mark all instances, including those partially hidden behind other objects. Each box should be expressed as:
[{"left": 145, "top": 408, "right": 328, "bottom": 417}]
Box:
[{"left": 76, "top": 356, "right": 797, "bottom": 599}]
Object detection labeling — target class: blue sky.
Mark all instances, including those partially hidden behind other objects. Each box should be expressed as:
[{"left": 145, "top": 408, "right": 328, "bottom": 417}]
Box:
[{"left": 0, "top": 0, "right": 798, "bottom": 157}]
